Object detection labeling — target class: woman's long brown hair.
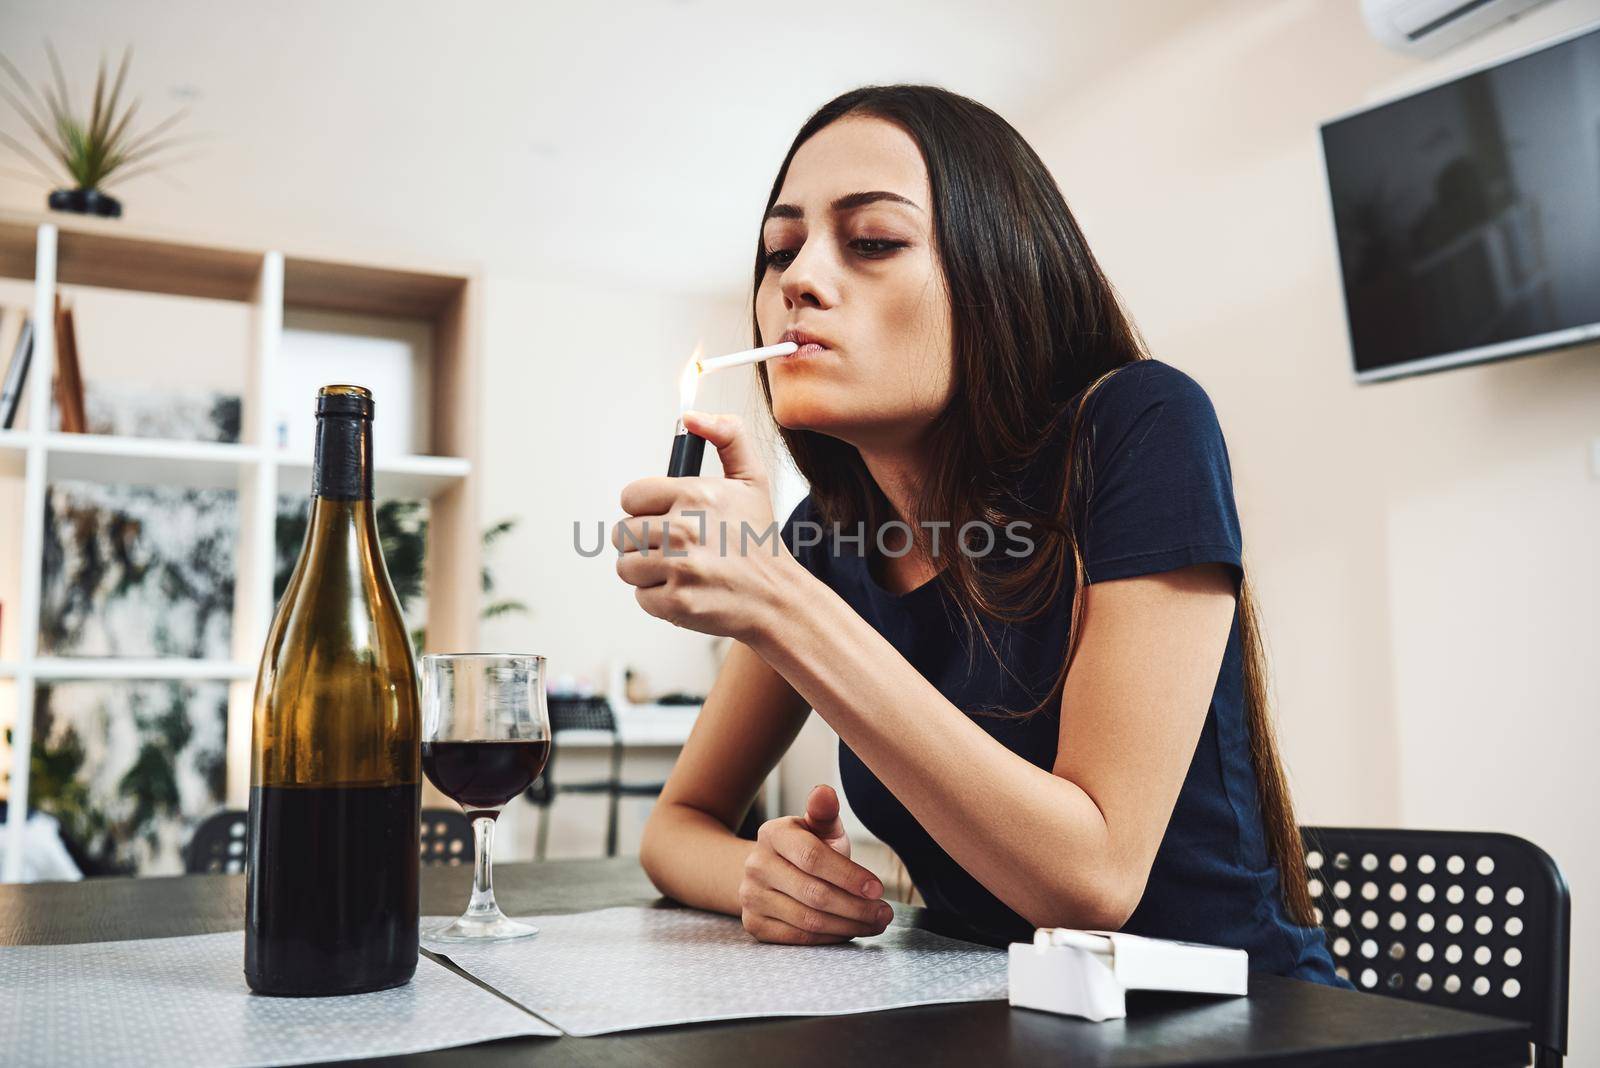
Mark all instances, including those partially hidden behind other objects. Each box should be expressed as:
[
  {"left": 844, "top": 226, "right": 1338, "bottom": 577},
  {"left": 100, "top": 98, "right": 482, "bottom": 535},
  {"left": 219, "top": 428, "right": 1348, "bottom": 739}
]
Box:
[{"left": 750, "top": 85, "right": 1313, "bottom": 926}]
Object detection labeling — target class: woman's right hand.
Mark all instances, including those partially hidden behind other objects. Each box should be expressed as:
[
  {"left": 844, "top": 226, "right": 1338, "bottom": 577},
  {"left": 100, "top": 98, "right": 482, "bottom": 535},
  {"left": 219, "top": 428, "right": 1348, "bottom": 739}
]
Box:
[{"left": 739, "top": 784, "right": 894, "bottom": 944}]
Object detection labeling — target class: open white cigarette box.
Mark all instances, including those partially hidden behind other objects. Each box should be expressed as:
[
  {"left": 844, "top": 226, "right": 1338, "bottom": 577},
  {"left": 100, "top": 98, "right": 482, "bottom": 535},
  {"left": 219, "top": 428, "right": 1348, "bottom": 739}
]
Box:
[{"left": 1008, "top": 928, "right": 1248, "bottom": 1022}]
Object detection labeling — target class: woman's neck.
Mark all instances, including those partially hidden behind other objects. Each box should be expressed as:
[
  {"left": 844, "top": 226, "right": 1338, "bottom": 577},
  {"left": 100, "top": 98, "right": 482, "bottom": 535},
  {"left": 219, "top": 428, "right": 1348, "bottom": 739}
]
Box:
[
  {"left": 858, "top": 446, "right": 923, "bottom": 527},
  {"left": 857, "top": 444, "right": 942, "bottom": 595}
]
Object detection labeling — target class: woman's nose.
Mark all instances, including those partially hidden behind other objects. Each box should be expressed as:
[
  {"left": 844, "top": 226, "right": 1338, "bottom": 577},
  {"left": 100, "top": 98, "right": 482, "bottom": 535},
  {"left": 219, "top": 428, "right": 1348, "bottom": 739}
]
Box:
[{"left": 779, "top": 241, "right": 838, "bottom": 310}]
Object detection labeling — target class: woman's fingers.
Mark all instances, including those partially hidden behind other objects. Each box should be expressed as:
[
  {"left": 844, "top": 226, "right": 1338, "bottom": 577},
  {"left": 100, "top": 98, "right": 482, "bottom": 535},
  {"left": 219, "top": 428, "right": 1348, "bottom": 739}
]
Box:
[
  {"left": 620, "top": 476, "right": 682, "bottom": 518},
  {"left": 613, "top": 514, "right": 701, "bottom": 589},
  {"left": 754, "top": 850, "right": 893, "bottom": 927},
  {"left": 764, "top": 819, "right": 884, "bottom": 900},
  {"left": 616, "top": 551, "right": 669, "bottom": 588},
  {"left": 611, "top": 515, "right": 699, "bottom": 553},
  {"left": 739, "top": 817, "right": 892, "bottom": 947},
  {"left": 682, "top": 410, "right": 766, "bottom": 485},
  {"left": 746, "top": 886, "right": 889, "bottom": 939},
  {"left": 742, "top": 912, "right": 854, "bottom": 946}
]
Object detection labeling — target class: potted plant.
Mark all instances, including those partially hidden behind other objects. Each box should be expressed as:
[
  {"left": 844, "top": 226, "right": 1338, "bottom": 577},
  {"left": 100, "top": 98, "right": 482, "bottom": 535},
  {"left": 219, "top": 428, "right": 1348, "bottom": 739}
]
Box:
[{"left": 0, "top": 44, "right": 190, "bottom": 218}]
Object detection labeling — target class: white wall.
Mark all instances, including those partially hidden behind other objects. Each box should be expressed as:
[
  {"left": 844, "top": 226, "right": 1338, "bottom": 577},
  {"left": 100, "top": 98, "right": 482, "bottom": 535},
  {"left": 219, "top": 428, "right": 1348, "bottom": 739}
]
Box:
[
  {"left": 474, "top": 276, "right": 761, "bottom": 694},
  {"left": 1016, "top": 0, "right": 1600, "bottom": 1057}
]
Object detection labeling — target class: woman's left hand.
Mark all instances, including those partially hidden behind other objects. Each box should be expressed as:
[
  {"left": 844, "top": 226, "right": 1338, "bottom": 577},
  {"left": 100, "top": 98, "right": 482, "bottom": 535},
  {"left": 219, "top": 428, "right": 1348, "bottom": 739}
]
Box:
[{"left": 615, "top": 410, "right": 798, "bottom": 643}]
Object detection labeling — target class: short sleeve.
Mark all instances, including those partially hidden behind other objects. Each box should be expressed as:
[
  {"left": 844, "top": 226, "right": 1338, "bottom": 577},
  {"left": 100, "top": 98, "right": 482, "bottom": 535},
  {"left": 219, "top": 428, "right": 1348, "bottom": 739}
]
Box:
[
  {"left": 1076, "top": 361, "right": 1243, "bottom": 586},
  {"left": 779, "top": 494, "right": 824, "bottom": 574}
]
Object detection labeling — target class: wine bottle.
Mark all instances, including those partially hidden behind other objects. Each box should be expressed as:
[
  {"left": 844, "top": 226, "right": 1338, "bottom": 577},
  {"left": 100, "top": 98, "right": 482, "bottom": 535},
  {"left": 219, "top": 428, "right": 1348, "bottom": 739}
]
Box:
[{"left": 245, "top": 384, "right": 421, "bottom": 997}]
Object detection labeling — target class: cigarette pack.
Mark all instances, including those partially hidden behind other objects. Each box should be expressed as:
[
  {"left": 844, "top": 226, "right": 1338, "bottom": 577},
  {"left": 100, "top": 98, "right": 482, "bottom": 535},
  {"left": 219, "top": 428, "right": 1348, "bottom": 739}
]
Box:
[{"left": 1008, "top": 928, "right": 1248, "bottom": 1022}]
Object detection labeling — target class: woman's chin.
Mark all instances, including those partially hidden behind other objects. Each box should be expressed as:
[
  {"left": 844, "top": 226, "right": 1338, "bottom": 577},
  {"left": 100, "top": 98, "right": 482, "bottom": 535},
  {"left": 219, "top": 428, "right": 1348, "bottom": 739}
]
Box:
[{"left": 772, "top": 396, "right": 850, "bottom": 436}]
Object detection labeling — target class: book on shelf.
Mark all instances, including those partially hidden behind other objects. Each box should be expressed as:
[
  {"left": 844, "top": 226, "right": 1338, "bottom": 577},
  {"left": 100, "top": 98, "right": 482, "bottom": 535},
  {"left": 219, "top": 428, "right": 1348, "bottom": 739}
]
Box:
[
  {"left": 0, "top": 306, "right": 32, "bottom": 429},
  {"left": 53, "top": 294, "right": 87, "bottom": 433}
]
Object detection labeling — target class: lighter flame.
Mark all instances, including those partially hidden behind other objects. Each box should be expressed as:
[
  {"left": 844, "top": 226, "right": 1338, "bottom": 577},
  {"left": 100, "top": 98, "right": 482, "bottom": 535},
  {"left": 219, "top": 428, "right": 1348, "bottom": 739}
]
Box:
[{"left": 678, "top": 341, "right": 704, "bottom": 413}]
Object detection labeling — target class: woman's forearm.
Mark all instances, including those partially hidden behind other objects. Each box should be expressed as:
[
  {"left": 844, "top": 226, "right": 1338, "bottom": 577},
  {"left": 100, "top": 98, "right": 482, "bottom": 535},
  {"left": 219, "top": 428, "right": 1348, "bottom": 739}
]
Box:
[
  {"left": 639, "top": 800, "right": 758, "bottom": 917},
  {"left": 748, "top": 562, "right": 1135, "bottom": 929}
]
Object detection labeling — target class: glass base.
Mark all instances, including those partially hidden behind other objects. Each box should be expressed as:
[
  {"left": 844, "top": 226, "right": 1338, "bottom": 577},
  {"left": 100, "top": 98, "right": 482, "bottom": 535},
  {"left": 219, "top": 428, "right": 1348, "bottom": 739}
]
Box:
[{"left": 424, "top": 910, "right": 539, "bottom": 943}]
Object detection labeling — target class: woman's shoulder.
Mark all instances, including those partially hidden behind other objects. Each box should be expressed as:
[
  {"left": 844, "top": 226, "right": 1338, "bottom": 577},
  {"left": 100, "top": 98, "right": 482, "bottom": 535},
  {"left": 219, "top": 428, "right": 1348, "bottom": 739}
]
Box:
[
  {"left": 779, "top": 493, "right": 817, "bottom": 534},
  {"left": 1067, "top": 358, "right": 1229, "bottom": 465},
  {"left": 1080, "top": 358, "right": 1221, "bottom": 428},
  {"left": 779, "top": 492, "right": 867, "bottom": 593},
  {"left": 778, "top": 494, "right": 827, "bottom": 570}
]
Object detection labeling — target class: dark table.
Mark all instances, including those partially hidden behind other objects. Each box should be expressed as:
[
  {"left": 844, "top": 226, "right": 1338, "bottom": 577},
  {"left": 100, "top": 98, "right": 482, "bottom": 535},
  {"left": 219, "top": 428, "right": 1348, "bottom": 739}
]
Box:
[{"left": 0, "top": 858, "right": 1531, "bottom": 1067}]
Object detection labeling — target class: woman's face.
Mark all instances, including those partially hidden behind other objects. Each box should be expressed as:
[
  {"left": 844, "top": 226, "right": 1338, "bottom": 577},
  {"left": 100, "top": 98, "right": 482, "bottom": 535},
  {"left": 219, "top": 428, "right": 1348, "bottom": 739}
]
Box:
[{"left": 755, "top": 115, "right": 953, "bottom": 451}]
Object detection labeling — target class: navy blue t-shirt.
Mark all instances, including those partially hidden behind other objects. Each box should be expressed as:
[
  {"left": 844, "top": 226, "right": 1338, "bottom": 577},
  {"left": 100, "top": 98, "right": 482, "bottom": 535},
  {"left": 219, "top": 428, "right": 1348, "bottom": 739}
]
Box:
[{"left": 779, "top": 359, "right": 1341, "bottom": 984}]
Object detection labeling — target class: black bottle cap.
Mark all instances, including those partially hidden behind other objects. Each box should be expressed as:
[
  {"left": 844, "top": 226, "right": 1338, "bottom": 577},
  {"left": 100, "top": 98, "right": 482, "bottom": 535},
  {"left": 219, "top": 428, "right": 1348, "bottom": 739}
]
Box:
[
  {"left": 317, "top": 384, "right": 375, "bottom": 419},
  {"left": 312, "top": 385, "right": 374, "bottom": 500}
]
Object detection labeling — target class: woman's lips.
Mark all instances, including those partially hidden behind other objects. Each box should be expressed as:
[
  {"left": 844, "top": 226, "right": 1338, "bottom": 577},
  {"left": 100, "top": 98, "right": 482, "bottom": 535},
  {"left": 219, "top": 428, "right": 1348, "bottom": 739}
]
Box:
[{"left": 780, "top": 329, "right": 834, "bottom": 359}]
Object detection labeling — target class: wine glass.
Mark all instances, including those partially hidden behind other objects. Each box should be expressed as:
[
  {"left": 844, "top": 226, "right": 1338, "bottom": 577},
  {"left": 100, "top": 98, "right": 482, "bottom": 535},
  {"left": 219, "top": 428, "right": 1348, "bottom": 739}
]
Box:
[{"left": 420, "top": 653, "right": 551, "bottom": 942}]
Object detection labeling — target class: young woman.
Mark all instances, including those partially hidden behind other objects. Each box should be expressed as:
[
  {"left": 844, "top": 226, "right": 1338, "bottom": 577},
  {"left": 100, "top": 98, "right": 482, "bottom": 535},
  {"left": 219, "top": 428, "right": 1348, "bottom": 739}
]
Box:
[{"left": 615, "top": 85, "right": 1340, "bottom": 983}]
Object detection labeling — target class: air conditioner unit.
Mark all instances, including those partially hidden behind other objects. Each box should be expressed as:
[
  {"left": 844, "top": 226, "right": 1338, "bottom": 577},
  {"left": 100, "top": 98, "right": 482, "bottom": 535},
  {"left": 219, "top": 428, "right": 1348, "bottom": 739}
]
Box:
[{"left": 1361, "top": 0, "right": 1553, "bottom": 57}]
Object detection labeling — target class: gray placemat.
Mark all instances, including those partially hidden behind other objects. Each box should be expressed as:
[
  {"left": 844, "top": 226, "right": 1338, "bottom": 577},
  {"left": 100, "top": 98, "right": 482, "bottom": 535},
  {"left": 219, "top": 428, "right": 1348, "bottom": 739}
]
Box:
[
  {"left": 0, "top": 930, "right": 558, "bottom": 1067},
  {"left": 427, "top": 905, "right": 1007, "bottom": 1036}
]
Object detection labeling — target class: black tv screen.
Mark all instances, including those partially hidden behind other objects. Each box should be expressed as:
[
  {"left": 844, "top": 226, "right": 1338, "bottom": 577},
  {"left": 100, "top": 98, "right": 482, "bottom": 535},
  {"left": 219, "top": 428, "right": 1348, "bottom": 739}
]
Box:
[{"left": 1320, "top": 23, "right": 1600, "bottom": 382}]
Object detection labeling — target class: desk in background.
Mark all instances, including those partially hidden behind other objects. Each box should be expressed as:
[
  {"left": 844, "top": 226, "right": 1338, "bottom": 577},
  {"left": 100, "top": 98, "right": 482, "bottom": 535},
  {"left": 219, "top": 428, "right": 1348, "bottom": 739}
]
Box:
[{"left": 505, "top": 703, "right": 783, "bottom": 858}]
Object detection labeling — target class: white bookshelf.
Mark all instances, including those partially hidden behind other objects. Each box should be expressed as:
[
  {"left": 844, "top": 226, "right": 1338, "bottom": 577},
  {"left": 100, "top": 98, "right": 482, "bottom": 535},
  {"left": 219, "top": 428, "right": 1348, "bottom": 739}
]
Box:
[
  {"left": 0, "top": 212, "right": 484, "bottom": 881},
  {"left": 25, "top": 658, "right": 256, "bottom": 681}
]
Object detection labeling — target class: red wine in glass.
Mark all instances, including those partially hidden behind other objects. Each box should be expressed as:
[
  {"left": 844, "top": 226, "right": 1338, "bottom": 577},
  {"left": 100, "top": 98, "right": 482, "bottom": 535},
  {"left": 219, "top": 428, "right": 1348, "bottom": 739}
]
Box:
[
  {"left": 422, "top": 739, "right": 550, "bottom": 820},
  {"left": 421, "top": 653, "right": 550, "bottom": 942}
]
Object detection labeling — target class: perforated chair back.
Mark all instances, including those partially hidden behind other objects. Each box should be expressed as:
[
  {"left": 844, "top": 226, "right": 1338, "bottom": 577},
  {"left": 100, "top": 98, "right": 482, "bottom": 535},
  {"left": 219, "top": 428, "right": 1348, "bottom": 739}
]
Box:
[
  {"left": 185, "top": 810, "right": 248, "bottom": 874},
  {"left": 548, "top": 695, "right": 616, "bottom": 733},
  {"left": 191, "top": 807, "right": 474, "bottom": 872},
  {"left": 1303, "top": 827, "right": 1569, "bottom": 1065},
  {"left": 419, "top": 807, "right": 473, "bottom": 867},
  {"left": 526, "top": 696, "right": 616, "bottom": 805}
]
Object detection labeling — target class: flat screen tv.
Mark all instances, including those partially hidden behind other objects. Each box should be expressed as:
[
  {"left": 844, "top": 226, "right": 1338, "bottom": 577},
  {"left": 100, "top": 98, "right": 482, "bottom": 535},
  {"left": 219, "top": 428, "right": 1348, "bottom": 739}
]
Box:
[{"left": 1320, "top": 21, "right": 1600, "bottom": 383}]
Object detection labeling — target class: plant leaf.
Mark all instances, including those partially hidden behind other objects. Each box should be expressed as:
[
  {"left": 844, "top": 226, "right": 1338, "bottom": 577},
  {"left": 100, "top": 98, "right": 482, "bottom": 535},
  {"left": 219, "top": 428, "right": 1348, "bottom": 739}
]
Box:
[
  {"left": 482, "top": 599, "right": 530, "bottom": 620},
  {"left": 104, "top": 150, "right": 200, "bottom": 189},
  {"left": 39, "top": 83, "right": 68, "bottom": 144},
  {"left": 0, "top": 162, "right": 56, "bottom": 183},
  {"left": 112, "top": 107, "right": 188, "bottom": 161},
  {"left": 0, "top": 127, "right": 66, "bottom": 183},
  {"left": 54, "top": 115, "right": 90, "bottom": 185},
  {"left": 37, "top": 60, "right": 70, "bottom": 133},
  {"left": 104, "top": 131, "right": 189, "bottom": 179},
  {"left": 43, "top": 39, "right": 72, "bottom": 122},
  {"left": 88, "top": 52, "right": 105, "bottom": 150},
  {"left": 39, "top": 83, "right": 77, "bottom": 174},
  {"left": 101, "top": 96, "right": 140, "bottom": 157},
  {"left": 0, "top": 54, "right": 58, "bottom": 144},
  {"left": 482, "top": 517, "right": 518, "bottom": 545},
  {"left": 98, "top": 47, "right": 131, "bottom": 147},
  {"left": 0, "top": 51, "right": 51, "bottom": 122},
  {"left": 0, "top": 77, "right": 58, "bottom": 153},
  {"left": 83, "top": 48, "right": 135, "bottom": 186}
]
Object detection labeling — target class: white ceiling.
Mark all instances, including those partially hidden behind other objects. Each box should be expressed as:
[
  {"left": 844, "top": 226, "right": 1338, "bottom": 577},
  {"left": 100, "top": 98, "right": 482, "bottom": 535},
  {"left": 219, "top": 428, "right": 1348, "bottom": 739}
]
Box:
[{"left": 0, "top": 0, "right": 1218, "bottom": 294}]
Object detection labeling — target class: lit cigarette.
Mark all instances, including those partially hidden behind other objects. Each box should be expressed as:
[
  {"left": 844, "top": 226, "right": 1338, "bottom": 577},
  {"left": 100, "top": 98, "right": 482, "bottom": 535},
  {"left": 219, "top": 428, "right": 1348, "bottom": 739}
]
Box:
[
  {"left": 667, "top": 341, "right": 797, "bottom": 477},
  {"left": 696, "top": 341, "right": 799, "bottom": 375}
]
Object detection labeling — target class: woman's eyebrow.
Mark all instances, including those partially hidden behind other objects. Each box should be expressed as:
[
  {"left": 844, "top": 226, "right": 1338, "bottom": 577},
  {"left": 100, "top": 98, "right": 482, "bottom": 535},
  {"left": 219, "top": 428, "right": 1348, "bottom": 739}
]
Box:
[{"left": 764, "top": 190, "right": 923, "bottom": 221}]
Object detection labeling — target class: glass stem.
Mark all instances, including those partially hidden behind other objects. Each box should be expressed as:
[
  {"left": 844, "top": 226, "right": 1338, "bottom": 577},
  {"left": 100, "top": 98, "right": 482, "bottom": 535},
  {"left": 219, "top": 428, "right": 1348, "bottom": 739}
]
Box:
[{"left": 466, "top": 815, "right": 502, "bottom": 918}]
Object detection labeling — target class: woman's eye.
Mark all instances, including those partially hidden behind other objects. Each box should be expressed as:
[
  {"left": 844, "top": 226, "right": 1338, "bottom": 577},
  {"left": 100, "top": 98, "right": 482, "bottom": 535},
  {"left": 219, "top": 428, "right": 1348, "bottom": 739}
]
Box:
[
  {"left": 762, "top": 238, "right": 908, "bottom": 272},
  {"left": 850, "top": 238, "right": 907, "bottom": 257}
]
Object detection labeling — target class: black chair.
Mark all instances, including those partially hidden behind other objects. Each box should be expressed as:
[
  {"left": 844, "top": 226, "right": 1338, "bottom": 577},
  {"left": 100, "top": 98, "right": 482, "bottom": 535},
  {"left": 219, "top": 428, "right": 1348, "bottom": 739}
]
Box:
[
  {"left": 419, "top": 807, "right": 473, "bottom": 866},
  {"left": 525, "top": 696, "right": 669, "bottom": 859},
  {"left": 186, "top": 807, "right": 475, "bottom": 873},
  {"left": 1302, "top": 827, "right": 1569, "bottom": 1067},
  {"left": 186, "top": 810, "right": 248, "bottom": 874}
]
